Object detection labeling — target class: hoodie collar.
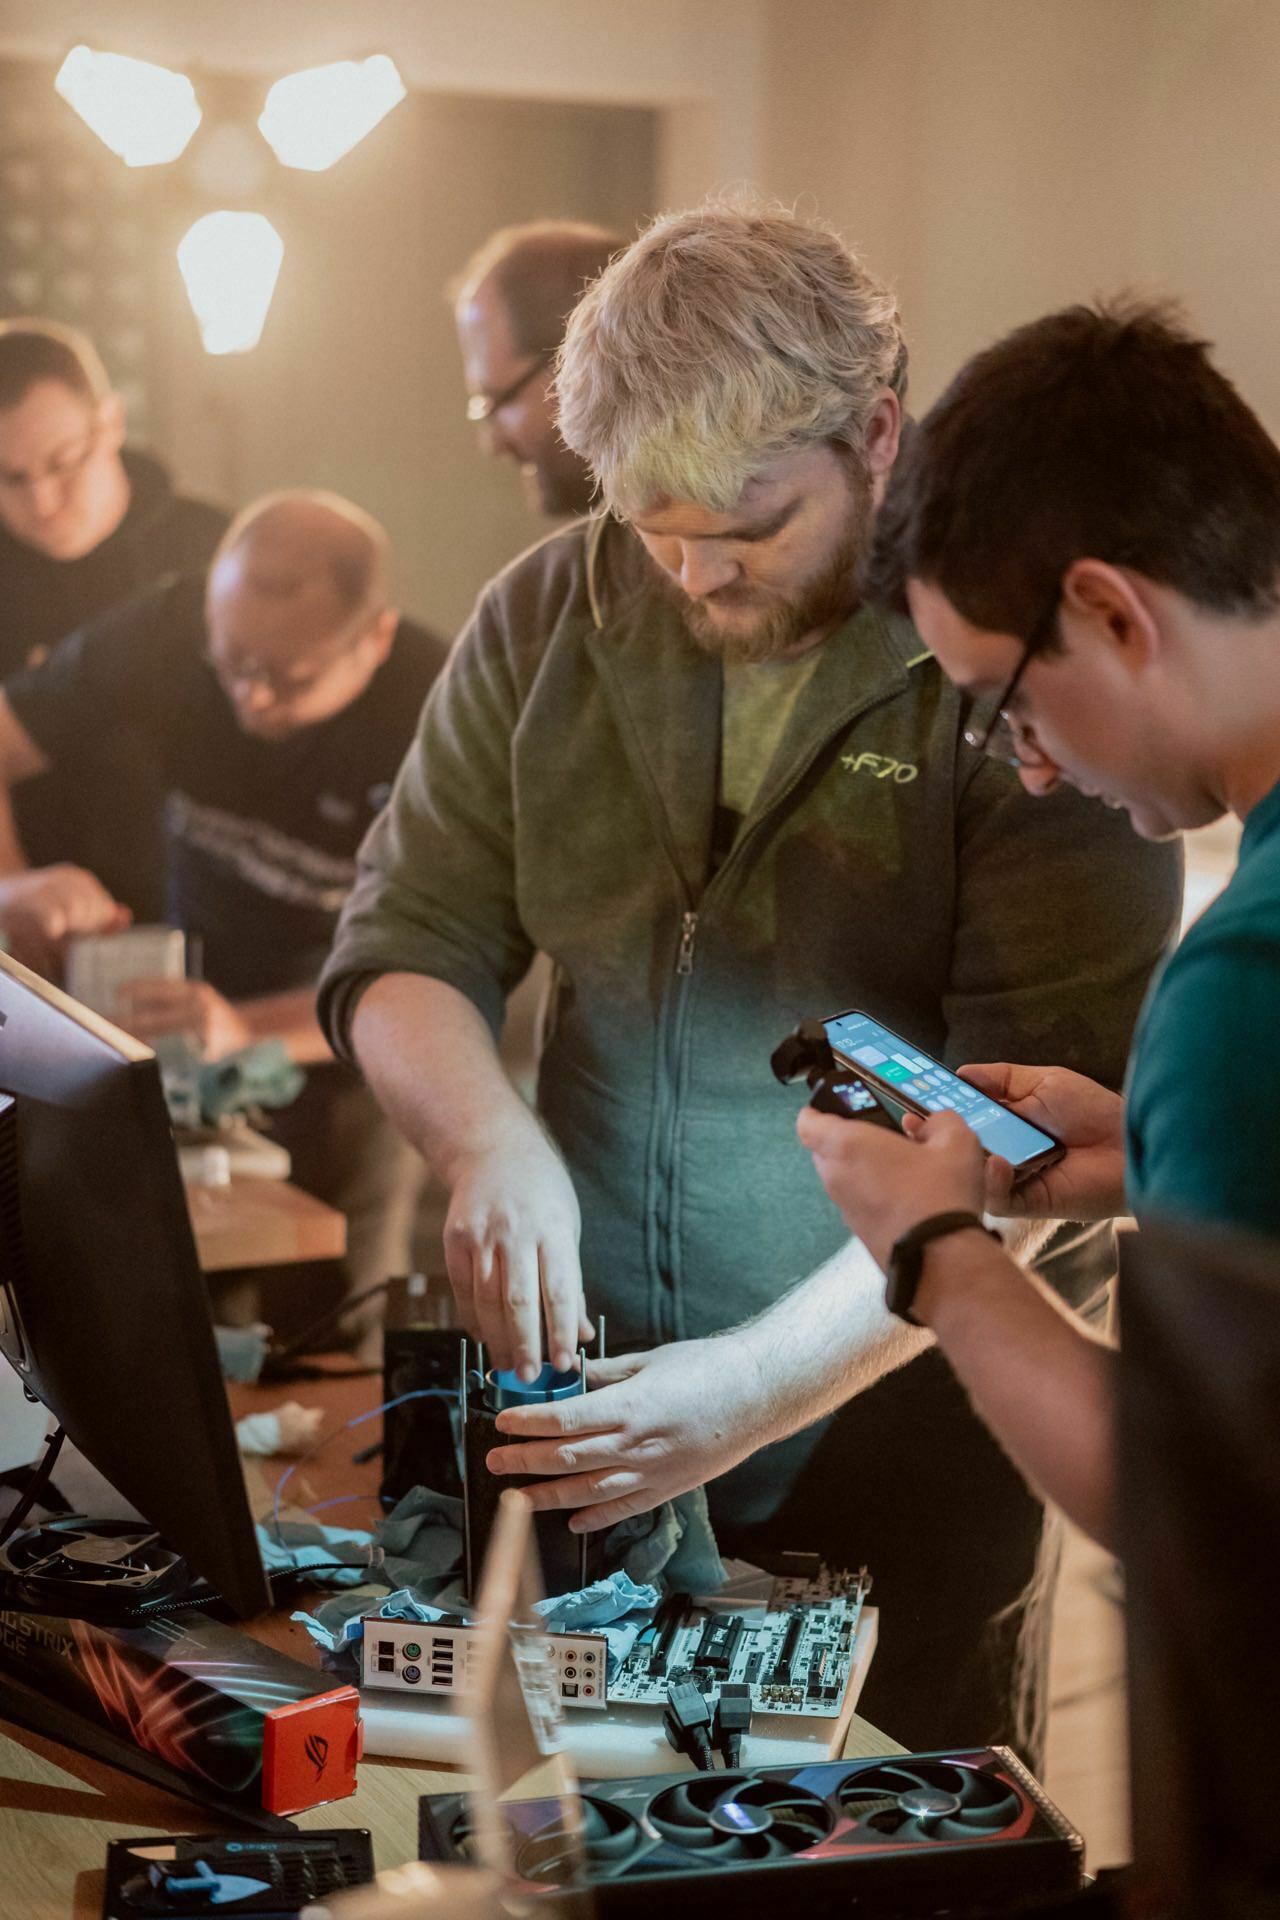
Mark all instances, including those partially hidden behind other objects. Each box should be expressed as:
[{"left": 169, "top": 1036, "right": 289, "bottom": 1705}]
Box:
[{"left": 581, "top": 515, "right": 928, "bottom": 899}]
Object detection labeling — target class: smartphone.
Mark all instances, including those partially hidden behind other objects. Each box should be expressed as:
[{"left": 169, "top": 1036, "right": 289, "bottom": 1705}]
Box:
[{"left": 823, "top": 1008, "right": 1063, "bottom": 1180}]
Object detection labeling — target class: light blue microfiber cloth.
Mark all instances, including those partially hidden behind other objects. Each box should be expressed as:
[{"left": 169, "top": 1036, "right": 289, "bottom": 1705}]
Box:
[
  {"left": 293, "top": 1588, "right": 453, "bottom": 1666},
  {"left": 256, "top": 1516, "right": 374, "bottom": 1589},
  {"left": 534, "top": 1571, "right": 661, "bottom": 1675},
  {"left": 286, "top": 1483, "right": 722, "bottom": 1680}
]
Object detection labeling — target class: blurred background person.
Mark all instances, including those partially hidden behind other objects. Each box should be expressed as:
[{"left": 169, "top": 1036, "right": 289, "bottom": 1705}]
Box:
[
  {"left": 453, "top": 220, "right": 622, "bottom": 518},
  {"left": 0, "top": 489, "right": 447, "bottom": 1358},
  {"left": 0, "top": 319, "right": 228, "bottom": 916}
]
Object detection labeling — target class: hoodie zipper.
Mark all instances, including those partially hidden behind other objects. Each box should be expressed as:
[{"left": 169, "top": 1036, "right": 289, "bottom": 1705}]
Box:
[
  {"left": 676, "top": 910, "right": 697, "bottom": 976},
  {"left": 651, "top": 679, "right": 913, "bottom": 1327}
]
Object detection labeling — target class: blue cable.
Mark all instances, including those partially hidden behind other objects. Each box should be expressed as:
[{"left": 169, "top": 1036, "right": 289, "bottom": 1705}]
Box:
[{"left": 270, "top": 1388, "right": 458, "bottom": 1545}]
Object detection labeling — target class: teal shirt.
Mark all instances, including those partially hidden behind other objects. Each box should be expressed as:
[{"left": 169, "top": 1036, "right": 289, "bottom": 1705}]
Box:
[{"left": 1126, "top": 778, "right": 1280, "bottom": 1235}]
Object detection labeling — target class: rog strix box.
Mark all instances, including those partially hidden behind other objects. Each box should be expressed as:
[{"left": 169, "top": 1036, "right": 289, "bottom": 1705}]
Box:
[{"left": 0, "top": 1606, "right": 360, "bottom": 1817}]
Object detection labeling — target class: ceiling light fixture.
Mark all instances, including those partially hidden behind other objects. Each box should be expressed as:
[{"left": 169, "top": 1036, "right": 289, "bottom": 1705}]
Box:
[
  {"left": 54, "top": 46, "right": 202, "bottom": 167},
  {"left": 177, "top": 212, "right": 284, "bottom": 356},
  {"left": 257, "top": 55, "right": 406, "bottom": 172}
]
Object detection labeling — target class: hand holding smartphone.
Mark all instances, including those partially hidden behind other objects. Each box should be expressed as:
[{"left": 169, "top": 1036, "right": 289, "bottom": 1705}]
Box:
[{"left": 823, "top": 1009, "right": 1064, "bottom": 1183}]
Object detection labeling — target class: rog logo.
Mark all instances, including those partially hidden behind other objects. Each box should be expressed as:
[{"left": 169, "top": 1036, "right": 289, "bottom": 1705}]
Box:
[{"left": 304, "top": 1733, "right": 329, "bottom": 1778}]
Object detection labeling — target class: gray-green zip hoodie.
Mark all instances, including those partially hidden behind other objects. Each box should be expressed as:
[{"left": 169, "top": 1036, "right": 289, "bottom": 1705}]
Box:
[
  {"left": 321, "top": 514, "right": 1182, "bottom": 1753},
  {"left": 322, "top": 514, "right": 1181, "bottom": 1343}
]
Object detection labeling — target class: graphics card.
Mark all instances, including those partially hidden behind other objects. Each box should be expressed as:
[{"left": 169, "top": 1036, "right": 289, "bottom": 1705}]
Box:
[
  {"left": 420, "top": 1746, "right": 1085, "bottom": 1918},
  {"left": 103, "top": 1828, "right": 374, "bottom": 1917}
]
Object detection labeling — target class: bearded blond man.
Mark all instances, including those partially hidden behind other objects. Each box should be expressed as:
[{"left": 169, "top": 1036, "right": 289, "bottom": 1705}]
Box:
[{"left": 322, "top": 201, "right": 1181, "bottom": 1756}]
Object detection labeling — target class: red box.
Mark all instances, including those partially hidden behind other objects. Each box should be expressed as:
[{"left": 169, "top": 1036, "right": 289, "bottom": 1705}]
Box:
[{"left": 0, "top": 1607, "right": 361, "bottom": 1816}]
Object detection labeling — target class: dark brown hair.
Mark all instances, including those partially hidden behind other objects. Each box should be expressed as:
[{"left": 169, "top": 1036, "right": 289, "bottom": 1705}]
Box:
[
  {"left": 867, "top": 300, "right": 1280, "bottom": 645},
  {"left": 0, "top": 319, "right": 109, "bottom": 413}
]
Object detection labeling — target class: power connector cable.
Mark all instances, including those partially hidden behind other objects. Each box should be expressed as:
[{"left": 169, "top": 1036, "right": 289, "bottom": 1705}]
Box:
[
  {"left": 662, "top": 1677, "right": 714, "bottom": 1771},
  {"left": 713, "top": 1681, "right": 752, "bottom": 1770}
]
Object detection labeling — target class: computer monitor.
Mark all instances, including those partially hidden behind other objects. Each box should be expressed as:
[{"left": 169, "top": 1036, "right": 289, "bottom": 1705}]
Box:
[{"left": 0, "top": 951, "right": 269, "bottom": 1620}]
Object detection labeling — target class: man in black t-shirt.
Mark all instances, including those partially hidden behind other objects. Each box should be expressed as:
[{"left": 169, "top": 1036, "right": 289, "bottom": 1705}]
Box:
[
  {"left": 0, "top": 319, "right": 228, "bottom": 914},
  {"left": 0, "top": 490, "right": 449, "bottom": 1351}
]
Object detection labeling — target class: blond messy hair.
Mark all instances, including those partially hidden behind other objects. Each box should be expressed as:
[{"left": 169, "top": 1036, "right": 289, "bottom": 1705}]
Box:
[{"left": 555, "top": 199, "right": 906, "bottom": 515}]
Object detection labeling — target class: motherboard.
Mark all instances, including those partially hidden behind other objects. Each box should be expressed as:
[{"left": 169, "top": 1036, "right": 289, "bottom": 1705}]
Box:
[
  {"left": 606, "top": 1561, "right": 871, "bottom": 1718},
  {"left": 360, "top": 1560, "right": 871, "bottom": 1721}
]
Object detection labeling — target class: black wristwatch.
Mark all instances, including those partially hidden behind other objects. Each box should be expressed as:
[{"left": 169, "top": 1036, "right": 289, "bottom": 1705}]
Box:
[{"left": 885, "top": 1210, "right": 1002, "bottom": 1326}]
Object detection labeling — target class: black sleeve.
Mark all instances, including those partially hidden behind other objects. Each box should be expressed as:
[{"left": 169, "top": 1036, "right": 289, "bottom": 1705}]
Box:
[{"left": 3, "top": 578, "right": 188, "bottom": 774}]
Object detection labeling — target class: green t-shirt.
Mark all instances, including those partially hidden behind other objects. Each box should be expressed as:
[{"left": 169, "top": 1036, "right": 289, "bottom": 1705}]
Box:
[
  {"left": 714, "top": 648, "right": 824, "bottom": 864},
  {"left": 1126, "top": 776, "right": 1280, "bottom": 1236}
]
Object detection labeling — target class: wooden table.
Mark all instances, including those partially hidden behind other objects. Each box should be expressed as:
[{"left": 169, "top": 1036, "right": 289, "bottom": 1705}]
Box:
[
  {"left": 0, "top": 1371, "right": 903, "bottom": 1917},
  {"left": 185, "top": 1176, "right": 347, "bottom": 1273}
]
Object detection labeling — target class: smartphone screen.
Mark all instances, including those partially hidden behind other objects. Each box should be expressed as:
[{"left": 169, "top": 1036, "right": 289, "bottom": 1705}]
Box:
[{"left": 824, "top": 1009, "right": 1060, "bottom": 1171}]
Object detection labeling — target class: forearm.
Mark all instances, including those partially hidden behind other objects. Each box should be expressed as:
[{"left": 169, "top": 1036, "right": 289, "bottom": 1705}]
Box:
[
  {"left": 917, "top": 1232, "right": 1118, "bottom": 1548},
  {"left": 236, "top": 988, "right": 332, "bottom": 1065},
  {"left": 350, "top": 970, "right": 547, "bottom": 1180},
  {"left": 0, "top": 785, "right": 29, "bottom": 876},
  {"left": 728, "top": 1205, "right": 1056, "bottom": 1448},
  {"left": 734, "top": 1236, "right": 933, "bottom": 1445}
]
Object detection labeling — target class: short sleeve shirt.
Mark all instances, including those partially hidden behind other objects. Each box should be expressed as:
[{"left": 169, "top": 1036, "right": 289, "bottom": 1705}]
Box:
[
  {"left": 4, "top": 575, "right": 449, "bottom": 998},
  {"left": 1126, "top": 776, "right": 1280, "bottom": 1237}
]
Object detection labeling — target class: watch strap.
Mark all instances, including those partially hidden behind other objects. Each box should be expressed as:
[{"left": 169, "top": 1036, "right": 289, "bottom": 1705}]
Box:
[{"left": 885, "top": 1210, "right": 1002, "bottom": 1326}]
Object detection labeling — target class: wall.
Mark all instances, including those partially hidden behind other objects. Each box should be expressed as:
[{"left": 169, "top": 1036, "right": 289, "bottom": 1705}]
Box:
[
  {"left": 0, "top": 0, "right": 769, "bottom": 209},
  {"left": 149, "top": 89, "right": 656, "bottom": 637},
  {"left": 0, "top": 1, "right": 777, "bottom": 635},
  {"left": 760, "top": 0, "right": 1280, "bottom": 431}
]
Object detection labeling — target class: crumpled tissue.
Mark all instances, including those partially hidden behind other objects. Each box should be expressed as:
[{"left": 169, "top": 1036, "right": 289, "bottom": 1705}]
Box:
[{"left": 236, "top": 1402, "right": 326, "bottom": 1456}]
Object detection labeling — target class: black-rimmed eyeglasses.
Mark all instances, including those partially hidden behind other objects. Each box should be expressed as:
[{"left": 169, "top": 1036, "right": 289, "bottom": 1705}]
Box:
[
  {"left": 465, "top": 350, "right": 555, "bottom": 425},
  {"left": 962, "top": 593, "right": 1060, "bottom": 767}
]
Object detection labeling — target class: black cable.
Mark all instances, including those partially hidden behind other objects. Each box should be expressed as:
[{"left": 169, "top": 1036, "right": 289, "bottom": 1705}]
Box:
[
  {"left": 713, "top": 1682, "right": 752, "bottom": 1770},
  {"left": 0, "top": 1424, "right": 66, "bottom": 1548},
  {"left": 663, "top": 1678, "right": 714, "bottom": 1770},
  {"left": 262, "top": 1279, "right": 393, "bottom": 1368}
]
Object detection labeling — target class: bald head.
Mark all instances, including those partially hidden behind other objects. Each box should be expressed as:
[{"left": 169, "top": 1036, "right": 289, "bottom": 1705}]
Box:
[
  {"left": 453, "top": 221, "right": 622, "bottom": 516},
  {"left": 205, "top": 491, "right": 398, "bottom": 741},
  {"left": 211, "top": 491, "right": 390, "bottom": 626}
]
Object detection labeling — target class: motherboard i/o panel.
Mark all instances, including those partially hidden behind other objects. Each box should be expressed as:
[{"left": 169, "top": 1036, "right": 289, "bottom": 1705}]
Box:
[{"left": 360, "top": 1617, "right": 609, "bottom": 1707}]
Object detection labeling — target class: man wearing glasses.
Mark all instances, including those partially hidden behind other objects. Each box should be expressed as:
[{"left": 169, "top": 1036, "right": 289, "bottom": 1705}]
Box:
[
  {"left": 323, "top": 205, "right": 1182, "bottom": 1752},
  {"left": 0, "top": 490, "right": 447, "bottom": 1355},
  {"left": 452, "top": 221, "right": 621, "bottom": 519},
  {"left": 0, "top": 320, "right": 228, "bottom": 916},
  {"left": 795, "top": 299, "right": 1280, "bottom": 1552}
]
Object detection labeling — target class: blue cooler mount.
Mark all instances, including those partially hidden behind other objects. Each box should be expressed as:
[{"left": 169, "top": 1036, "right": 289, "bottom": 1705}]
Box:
[{"left": 461, "top": 1333, "right": 605, "bottom": 1600}]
